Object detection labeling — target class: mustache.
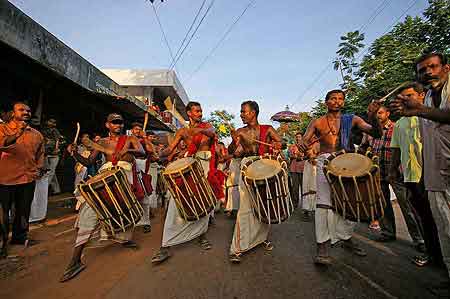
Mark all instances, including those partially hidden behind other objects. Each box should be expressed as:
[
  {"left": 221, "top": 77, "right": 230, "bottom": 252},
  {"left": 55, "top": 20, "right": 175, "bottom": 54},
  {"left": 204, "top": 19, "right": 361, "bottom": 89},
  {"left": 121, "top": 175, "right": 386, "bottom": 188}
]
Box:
[{"left": 423, "top": 75, "right": 440, "bottom": 81}]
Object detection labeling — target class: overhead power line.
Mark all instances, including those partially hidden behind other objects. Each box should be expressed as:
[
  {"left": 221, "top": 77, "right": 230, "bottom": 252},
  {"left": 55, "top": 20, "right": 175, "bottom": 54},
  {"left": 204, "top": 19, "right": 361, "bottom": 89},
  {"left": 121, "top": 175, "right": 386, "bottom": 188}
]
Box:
[
  {"left": 186, "top": 0, "right": 257, "bottom": 82},
  {"left": 304, "top": 0, "right": 420, "bottom": 109},
  {"left": 290, "top": 0, "right": 392, "bottom": 109},
  {"left": 149, "top": 2, "right": 177, "bottom": 67},
  {"left": 169, "top": 0, "right": 208, "bottom": 69},
  {"left": 169, "top": 0, "right": 216, "bottom": 71}
]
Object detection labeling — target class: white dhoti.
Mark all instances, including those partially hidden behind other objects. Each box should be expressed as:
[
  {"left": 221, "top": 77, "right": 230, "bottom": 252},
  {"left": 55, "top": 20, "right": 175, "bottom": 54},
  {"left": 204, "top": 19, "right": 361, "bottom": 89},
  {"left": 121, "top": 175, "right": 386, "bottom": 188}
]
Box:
[
  {"left": 225, "top": 158, "right": 241, "bottom": 212},
  {"left": 301, "top": 160, "right": 317, "bottom": 212},
  {"left": 135, "top": 158, "right": 152, "bottom": 227},
  {"left": 74, "top": 161, "right": 134, "bottom": 248},
  {"left": 29, "top": 174, "right": 50, "bottom": 222},
  {"left": 230, "top": 157, "right": 270, "bottom": 255},
  {"left": 428, "top": 190, "right": 450, "bottom": 278},
  {"left": 161, "top": 151, "right": 213, "bottom": 247},
  {"left": 315, "top": 154, "right": 355, "bottom": 244}
]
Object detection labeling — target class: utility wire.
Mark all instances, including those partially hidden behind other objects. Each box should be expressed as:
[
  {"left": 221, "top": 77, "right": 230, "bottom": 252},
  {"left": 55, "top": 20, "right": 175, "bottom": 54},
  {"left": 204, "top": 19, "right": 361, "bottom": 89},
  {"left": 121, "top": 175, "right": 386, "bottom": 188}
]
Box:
[
  {"left": 304, "top": 0, "right": 420, "bottom": 109},
  {"left": 149, "top": 1, "right": 181, "bottom": 77},
  {"left": 169, "top": 0, "right": 216, "bottom": 70},
  {"left": 169, "top": 0, "right": 208, "bottom": 69},
  {"left": 290, "top": 0, "right": 391, "bottom": 109},
  {"left": 186, "top": 0, "right": 257, "bottom": 82}
]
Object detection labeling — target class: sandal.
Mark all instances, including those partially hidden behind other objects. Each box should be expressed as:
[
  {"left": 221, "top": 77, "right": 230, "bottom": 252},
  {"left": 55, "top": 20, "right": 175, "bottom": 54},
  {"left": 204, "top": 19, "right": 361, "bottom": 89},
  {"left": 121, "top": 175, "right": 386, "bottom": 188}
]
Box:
[
  {"left": 122, "top": 240, "right": 138, "bottom": 249},
  {"left": 229, "top": 254, "right": 241, "bottom": 264},
  {"left": 369, "top": 221, "right": 381, "bottom": 232},
  {"left": 151, "top": 249, "right": 170, "bottom": 264},
  {"left": 314, "top": 255, "right": 332, "bottom": 265},
  {"left": 59, "top": 262, "right": 86, "bottom": 283},
  {"left": 412, "top": 255, "right": 429, "bottom": 267},
  {"left": 143, "top": 225, "right": 152, "bottom": 234},
  {"left": 199, "top": 238, "right": 212, "bottom": 250},
  {"left": 263, "top": 240, "right": 273, "bottom": 251}
]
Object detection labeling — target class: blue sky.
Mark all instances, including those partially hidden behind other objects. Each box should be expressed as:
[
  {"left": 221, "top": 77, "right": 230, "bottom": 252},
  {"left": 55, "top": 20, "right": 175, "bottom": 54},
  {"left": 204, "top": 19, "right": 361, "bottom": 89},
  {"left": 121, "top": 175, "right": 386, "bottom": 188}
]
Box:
[{"left": 10, "top": 0, "right": 428, "bottom": 126}]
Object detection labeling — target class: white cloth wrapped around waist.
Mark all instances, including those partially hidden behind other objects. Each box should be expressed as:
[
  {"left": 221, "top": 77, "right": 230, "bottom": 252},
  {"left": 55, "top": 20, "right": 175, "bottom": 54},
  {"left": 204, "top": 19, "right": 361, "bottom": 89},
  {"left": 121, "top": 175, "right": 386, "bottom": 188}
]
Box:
[
  {"left": 75, "top": 161, "right": 134, "bottom": 206},
  {"left": 161, "top": 151, "right": 213, "bottom": 247}
]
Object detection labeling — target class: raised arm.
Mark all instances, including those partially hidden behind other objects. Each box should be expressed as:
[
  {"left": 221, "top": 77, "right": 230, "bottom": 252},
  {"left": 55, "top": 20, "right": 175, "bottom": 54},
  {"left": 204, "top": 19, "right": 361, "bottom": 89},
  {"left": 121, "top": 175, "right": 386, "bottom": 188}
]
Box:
[
  {"left": 126, "top": 136, "right": 145, "bottom": 158},
  {"left": 298, "top": 119, "right": 317, "bottom": 152},
  {"left": 390, "top": 94, "right": 450, "bottom": 124},
  {"left": 353, "top": 101, "right": 382, "bottom": 138},
  {"left": 160, "top": 129, "right": 185, "bottom": 157}
]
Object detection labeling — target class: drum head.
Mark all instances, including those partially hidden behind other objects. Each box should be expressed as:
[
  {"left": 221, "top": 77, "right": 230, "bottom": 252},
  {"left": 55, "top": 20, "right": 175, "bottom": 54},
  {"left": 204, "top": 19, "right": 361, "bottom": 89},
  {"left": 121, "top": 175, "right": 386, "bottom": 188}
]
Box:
[
  {"left": 164, "top": 157, "right": 196, "bottom": 174},
  {"left": 85, "top": 167, "right": 121, "bottom": 184},
  {"left": 327, "top": 153, "right": 372, "bottom": 177},
  {"left": 245, "top": 158, "right": 281, "bottom": 180}
]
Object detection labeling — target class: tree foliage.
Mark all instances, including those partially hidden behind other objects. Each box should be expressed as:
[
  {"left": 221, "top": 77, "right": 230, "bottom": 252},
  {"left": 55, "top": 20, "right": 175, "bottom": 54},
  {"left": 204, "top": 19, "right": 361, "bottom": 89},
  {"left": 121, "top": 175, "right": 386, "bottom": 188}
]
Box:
[
  {"left": 206, "top": 110, "right": 235, "bottom": 140},
  {"left": 310, "top": 0, "right": 450, "bottom": 117}
]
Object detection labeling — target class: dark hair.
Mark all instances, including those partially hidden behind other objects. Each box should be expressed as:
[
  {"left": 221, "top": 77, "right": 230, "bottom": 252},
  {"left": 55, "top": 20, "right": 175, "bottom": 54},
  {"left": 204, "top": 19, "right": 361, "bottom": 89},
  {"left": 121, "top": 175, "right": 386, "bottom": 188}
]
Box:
[
  {"left": 325, "top": 90, "right": 346, "bottom": 102},
  {"left": 131, "top": 122, "right": 143, "bottom": 128},
  {"left": 295, "top": 131, "right": 302, "bottom": 137},
  {"left": 11, "top": 101, "right": 29, "bottom": 111},
  {"left": 398, "top": 82, "right": 425, "bottom": 94},
  {"left": 186, "top": 101, "right": 201, "bottom": 113},
  {"left": 218, "top": 142, "right": 225, "bottom": 146},
  {"left": 415, "top": 52, "right": 448, "bottom": 70},
  {"left": 241, "top": 100, "right": 259, "bottom": 117}
]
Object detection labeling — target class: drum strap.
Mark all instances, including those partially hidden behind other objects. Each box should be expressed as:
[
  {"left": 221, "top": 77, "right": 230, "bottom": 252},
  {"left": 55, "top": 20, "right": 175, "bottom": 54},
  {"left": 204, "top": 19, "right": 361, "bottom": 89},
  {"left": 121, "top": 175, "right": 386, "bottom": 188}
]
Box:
[
  {"left": 186, "top": 122, "right": 226, "bottom": 199},
  {"left": 258, "top": 125, "right": 273, "bottom": 156},
  {"left": 112, "top": 135, "right": 128, "bottom": 166}
]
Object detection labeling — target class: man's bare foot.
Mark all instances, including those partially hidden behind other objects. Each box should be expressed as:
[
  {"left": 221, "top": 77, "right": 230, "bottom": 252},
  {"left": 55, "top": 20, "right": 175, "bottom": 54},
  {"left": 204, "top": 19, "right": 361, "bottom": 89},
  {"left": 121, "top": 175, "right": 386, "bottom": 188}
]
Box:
[
  {"left": 59, "top": 262, "right": 86, "bottom": 282},
  {"left": 314, "top": 241, "right": 332, "bottom": 265},
  {"left": 151, "top": 248, "right": 170, "bottom": 264}
]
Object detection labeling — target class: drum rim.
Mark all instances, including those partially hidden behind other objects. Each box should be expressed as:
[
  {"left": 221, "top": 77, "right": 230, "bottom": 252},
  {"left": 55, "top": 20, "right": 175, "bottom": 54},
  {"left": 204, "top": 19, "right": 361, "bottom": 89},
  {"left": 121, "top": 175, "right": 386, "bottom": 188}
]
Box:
[
  {"left": 324, "top": 151, "right": 378, "bottom": 178},
  {"left": 244, "top": 158, "right": 283, "bottom": 180},
  {"left": 163, "top": 157, "right": 197, "bottom": 175}
]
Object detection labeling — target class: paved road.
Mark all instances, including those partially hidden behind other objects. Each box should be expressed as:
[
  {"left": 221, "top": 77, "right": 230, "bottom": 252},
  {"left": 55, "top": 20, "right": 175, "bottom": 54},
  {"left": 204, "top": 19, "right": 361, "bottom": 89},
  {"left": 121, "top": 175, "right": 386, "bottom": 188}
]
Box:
[{"left": 0, "top": 203, "right": 448, "bottom": 299}]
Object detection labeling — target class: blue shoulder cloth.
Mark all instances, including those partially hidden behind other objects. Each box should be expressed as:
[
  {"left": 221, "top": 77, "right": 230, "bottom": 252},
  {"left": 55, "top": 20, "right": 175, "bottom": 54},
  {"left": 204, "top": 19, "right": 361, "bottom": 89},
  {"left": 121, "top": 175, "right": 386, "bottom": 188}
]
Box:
[{"left": 340, "top": 113, "right": 354, "bottom": 152}]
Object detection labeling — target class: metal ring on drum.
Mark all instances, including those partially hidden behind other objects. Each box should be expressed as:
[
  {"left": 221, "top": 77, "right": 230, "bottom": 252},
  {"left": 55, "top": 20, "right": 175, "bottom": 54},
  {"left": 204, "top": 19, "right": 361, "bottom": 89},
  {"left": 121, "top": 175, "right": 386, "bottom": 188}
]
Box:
[
  {"left": 323, "top": 150, "right": 386, "bottom": 223},
  {"left": 241, "top": 155, "right": 293, "bottom": 224}
]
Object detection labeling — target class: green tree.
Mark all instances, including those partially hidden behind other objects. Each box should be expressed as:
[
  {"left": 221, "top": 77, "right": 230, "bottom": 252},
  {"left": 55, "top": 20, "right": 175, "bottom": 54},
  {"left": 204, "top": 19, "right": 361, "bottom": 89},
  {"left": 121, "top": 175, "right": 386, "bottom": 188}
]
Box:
[
  {"left": 206, "top": 110, "right": 235, "bottom": 140},
  {"left": 333, "top": 30, "right": 365, "bottom": 93}
]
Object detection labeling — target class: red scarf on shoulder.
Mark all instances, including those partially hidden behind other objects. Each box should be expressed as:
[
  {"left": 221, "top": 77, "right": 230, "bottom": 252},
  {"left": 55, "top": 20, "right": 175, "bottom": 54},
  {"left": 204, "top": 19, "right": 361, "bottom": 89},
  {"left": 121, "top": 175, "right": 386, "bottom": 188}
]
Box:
[
  {"left": 258, "top": 125, "right": 273, "bottom": 155},
  {"left": 186, "top": 122, "right": 225, "bottom": 199},
  {"left": 112, "top": 135, "right": 146, "bottom": 200}
]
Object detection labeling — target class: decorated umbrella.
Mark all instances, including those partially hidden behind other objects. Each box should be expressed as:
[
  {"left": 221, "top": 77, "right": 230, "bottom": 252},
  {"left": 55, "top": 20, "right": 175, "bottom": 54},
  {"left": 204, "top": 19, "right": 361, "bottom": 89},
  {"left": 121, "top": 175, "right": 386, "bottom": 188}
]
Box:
[{"left": 270, "top": 105, "right": 299, "bottom": 123}]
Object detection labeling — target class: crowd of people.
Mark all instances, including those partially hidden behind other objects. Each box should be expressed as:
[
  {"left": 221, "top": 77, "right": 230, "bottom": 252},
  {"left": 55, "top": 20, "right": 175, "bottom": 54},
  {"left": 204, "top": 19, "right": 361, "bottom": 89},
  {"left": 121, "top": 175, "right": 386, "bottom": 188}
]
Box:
[{"left": 0, "top": 52, "right": 449, "bottom": 293}]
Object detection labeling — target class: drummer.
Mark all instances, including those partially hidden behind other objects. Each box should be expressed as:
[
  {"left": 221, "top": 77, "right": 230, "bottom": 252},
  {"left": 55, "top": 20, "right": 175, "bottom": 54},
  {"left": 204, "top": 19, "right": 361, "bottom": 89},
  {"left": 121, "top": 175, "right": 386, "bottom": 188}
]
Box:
[
  {"left": 228, "top": 100, "right": 282, "bottom": 263},
  {"left": 298, "top": 90, "right": 381, "bottom": 265},
  {"left": 130, "top": 122, "right": 158, "bottom": 233},
  {"left": 60, "top": 113, "right": 145, "bottom": 282},
  {"left": 151, "top": 101, "right": 220, "bottom": 264}
]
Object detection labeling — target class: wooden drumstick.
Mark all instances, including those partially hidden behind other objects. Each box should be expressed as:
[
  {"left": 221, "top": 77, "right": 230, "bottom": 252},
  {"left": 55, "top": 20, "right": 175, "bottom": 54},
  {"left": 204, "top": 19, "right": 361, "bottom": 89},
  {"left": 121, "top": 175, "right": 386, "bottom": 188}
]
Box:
[
  {"left": 251, "top": 138, "right": 274, "bottom": 148},
  {"left": 73, "top": 122, "right": 81, "bottom": 144},
  {"left": 82, "top": 137, "right": 114, "bottom": 155},
  {"left": 377, "top": 82, "right": 408, "bottom": 103},
  {"left": 143, "top": 111, "right": 149, "bottom": 134}
]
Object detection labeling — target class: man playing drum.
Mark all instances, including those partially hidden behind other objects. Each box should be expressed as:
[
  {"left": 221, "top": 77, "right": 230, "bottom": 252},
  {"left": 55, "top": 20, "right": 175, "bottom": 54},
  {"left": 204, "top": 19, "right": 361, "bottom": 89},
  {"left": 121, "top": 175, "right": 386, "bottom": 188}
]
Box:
[
  {"left": 60, "top": 113, "right": 145, "bottom": 282},
  {"left": 130, "top": 122, "right": 158, "bottom": 233},
  {"left": 151, "top": 101, "right": 219, "bottom": 264},
  {"left": 228, "top": 100, "right": 282, "bottom": 263},
  {"left": 299, "top": 90, "right": 381, "bottom": 265}
]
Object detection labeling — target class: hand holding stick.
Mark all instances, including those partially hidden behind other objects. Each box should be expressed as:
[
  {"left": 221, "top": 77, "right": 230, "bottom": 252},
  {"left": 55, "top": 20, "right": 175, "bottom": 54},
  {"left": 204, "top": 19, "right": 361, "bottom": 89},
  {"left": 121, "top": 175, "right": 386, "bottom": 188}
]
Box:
[{"left": 73, "top": 122, "right": 81, "bottom": 145}]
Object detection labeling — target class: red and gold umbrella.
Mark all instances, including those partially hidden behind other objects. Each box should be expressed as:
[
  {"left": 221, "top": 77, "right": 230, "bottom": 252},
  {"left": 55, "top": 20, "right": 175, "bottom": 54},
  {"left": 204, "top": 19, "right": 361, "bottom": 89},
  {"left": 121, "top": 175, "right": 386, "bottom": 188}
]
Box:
[{"left": 270, "top": 106, "right": 299, "bottom": 123}]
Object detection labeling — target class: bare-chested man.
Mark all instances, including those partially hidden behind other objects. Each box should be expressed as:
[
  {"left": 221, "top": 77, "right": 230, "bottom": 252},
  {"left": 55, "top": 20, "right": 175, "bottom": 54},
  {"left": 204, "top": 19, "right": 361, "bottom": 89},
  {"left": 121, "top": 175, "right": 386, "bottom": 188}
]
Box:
[
  {"left": 228, "top": 100, "right": 282, "bottom": 263},
  {"left": 299, "top": 90, "right": 381, "bottom": 265},
  {"left": 130, "top": 122, "right": 159, "bottom": 233},
  {"left": 151, "top": 101, "right": 218, "bottom": 264},
  {"left": 60, "top": 113, "right": 145, "bottom": 282}
]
